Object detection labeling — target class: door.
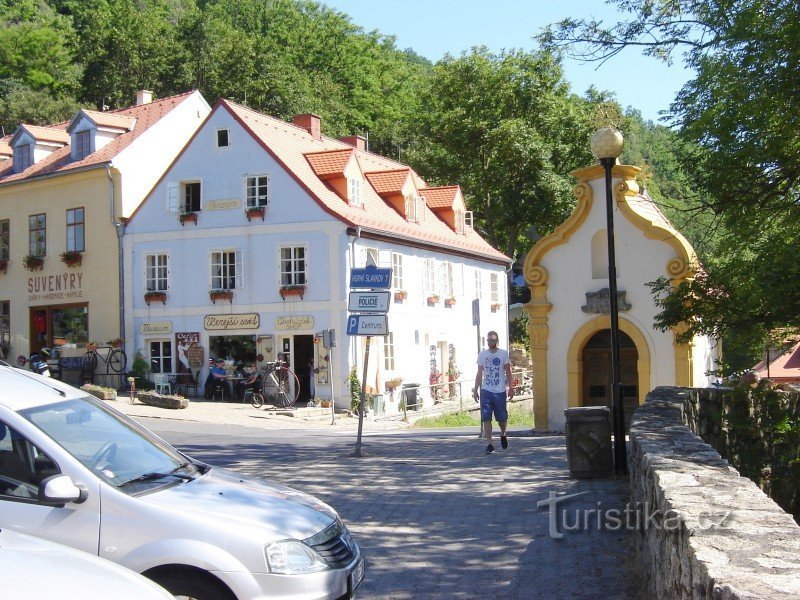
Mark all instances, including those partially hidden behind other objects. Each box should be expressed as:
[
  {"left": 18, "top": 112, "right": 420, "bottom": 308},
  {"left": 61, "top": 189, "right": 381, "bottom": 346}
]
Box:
[
  {"left": 293, "top": 335, "right": 315, "bottom": 402},
  {"left": 0, "top": 416, "right": 101, "bottom": 554},
  {"left": 581, "top": 330, "right": 639, "bottom": 431}
]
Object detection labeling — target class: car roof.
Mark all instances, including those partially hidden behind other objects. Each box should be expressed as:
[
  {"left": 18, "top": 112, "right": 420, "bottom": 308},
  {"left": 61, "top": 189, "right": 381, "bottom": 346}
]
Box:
[
  {"left": 0, "top": 528, "right": 173, "bottom": 599},
  {"left": 0, "top": 364, "right": 87, "bottom": 411}
]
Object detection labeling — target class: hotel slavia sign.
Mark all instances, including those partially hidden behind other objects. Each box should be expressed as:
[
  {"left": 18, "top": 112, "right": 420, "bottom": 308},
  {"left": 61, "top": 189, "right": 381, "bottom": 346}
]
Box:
[
  {"left": 28, "top": 272, "right": 84, "bottom": 303},
  {"left": 204, "top": 313, "right": 260, "bottom": 331}
]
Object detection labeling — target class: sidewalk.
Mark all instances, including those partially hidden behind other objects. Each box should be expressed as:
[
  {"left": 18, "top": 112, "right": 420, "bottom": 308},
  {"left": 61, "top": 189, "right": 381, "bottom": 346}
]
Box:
[{"left": 110, "top": 394, "right": 412, "bottom": 432}]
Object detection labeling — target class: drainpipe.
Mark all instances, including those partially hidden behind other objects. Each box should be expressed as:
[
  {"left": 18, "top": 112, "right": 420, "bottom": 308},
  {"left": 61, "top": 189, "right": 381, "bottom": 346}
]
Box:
[{"left": 106, "top": 165, "right": 125, "bottom": 346}]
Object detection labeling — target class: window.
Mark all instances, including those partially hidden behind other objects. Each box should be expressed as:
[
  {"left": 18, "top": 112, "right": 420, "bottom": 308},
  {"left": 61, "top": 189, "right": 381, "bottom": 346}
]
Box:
[
  {"left": 15, "top": 143, "right": 32, "bottom": 172},
  {"left": 51, "top": 307, "right": 88, "bottom": 345},
  {"left": 28, "top": 214, "right": 46, "bottom": 257},
  {"left": 217, "top": 129, "right": 230, "bottom": 148},
  {"left": 349, "top": 178, "right": 361, "bottom": 207},
  {"left": 280, "top": 246, "right": 306, "bottom": 286},
  {"left": 182, "top": 182, "right": 201, "bottom": 212},
  {"left": 145, "top": 253, "right": 169, "bottom": 292},
  {"left": 0, "top": 422, "right": 58, "bottom": 500},
  {"left": 474, "top": 270, "right": 483, "bottom": 299},
  {"left": 391, "top": 253, "right": 403, "bottom": 289},
  {"left": 383, "top": 332, "right": 395, "bottom": 370},
  {"left": 211, "top": 250, "right": 242, "bottom": 290},
  {"left": 490, "top": 273, "right": 500, "bottom": 303},
  {"left": 66, "top": 208, "right": 85, "bottom": 252},
  {"left": 245, "top": 175, "right": 269, "bottom": 208},
  {"left": 75, "top": 130, "right": 91, "bottom": 160},
  {"left": 404, "top": 193, "right": 417, "bottom": 222},
  {"left": 440, "top": 262, "right": 454, "bottom": 297},
  {"left": 0, "top": 220, "right": 8, "bottom": 261},
  {"left": 149, "top": 340, "right": 172, "bottom": 374},
  {"left": 455, "top": 209, "right": 465, "bottom": 234},
  {"left": 423, "top": 258, "right": 436, "bottom": 294},
  {"left": 0, "top": 301, "right": 9, "bottom": 354}
]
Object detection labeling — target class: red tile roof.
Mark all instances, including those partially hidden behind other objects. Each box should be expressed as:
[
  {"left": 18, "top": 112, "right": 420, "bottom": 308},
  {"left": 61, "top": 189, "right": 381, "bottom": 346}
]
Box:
[
  {"left": 77, "top": 109, "right": 136, "bottom": 131},
  {"left": 364, "top": 169, "right": 411, "bottom": 196},
  {"left": 221, "top": 99, "right": 508, "bottom": 263},
  {"left": 305, "top": 148, "right": 353, "bottom": 179},
  {"left": 0, "top": 91, "right": 199, "bottom": 185},
  {"left": 754, "top": 339, "right": 800, "bottom": 383},
  {"left": 422, "top": 186, "right": 459, "bottom": 209},
  {"left": 16, "top": 124, "right": 70, "bottom": 145}
]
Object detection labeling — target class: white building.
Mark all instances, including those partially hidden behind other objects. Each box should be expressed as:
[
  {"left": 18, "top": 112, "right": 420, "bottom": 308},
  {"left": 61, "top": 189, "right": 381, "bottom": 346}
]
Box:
[
  {"left": 523, "top": 160, "right": 721, "bottom": 431},
  {"left": 124, "top": 100, "right": 510, "bottom": 408}
]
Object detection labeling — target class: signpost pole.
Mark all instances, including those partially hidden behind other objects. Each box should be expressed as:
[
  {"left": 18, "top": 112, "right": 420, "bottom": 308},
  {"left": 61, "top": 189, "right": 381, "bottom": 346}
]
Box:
[{"left": 353, "top": 336, "right": 371, "bottom": 457}]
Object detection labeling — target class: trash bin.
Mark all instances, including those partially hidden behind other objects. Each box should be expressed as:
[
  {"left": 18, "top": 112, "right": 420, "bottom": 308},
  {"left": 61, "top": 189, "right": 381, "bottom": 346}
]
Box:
[
  {"left": 564, "top": 406, "right": 613, "bottom": 478},
  {"left": 373, "top": 394, "right": 384, "bottom": 415},
  {"left": 401, "top": 383, "right": 420, "bottom": 410}
]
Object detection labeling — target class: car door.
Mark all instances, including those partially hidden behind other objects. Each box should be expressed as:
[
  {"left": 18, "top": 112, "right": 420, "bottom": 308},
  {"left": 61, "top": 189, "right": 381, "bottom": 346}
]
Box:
[{"left": 0, "top": 415, "right": 102, "bottom": 555}]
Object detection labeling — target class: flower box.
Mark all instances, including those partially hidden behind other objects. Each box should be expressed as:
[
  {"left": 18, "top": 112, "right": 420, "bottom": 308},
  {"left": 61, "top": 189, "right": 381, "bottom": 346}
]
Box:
[
  {"left": 209, "top": 289, "right": 233, "bottom": 303},
  {"left": 86, "top": 342, "right": 98, "bottom": 352},
  {"left": 23, "top": 255, "right": 44, "bottom": 271},
  {"left": 245, "top": 206, "right": 266, "bottom": 221},
  {"left": 144, "top": 290, "right": 167, "bottom": 305},
  {"left": 0, "top": 259, "right": 7, "bottom": 273},
  {"left": 279, "top": 285, "right": 306, "bottom": 300},
  {"left": 179, "top": 211, "right": 198, "bottom": 226},
  {"left": 426, "top": 294, "right": 440, "bottom": 305},
  {"left": 60, "top": 251, "right": 83, "bottom": 267},
  {"left": 491, "top": 302, "right": 502, "bottom": 312},
  {"left": 107, "top": 338, "right": 124, "bottom": 349},
  {"left": 394, "top": 290, "right": 408, "bottom": 301},
  {"left": 444, "top": 297, "right": 456, "bottom": 307}
]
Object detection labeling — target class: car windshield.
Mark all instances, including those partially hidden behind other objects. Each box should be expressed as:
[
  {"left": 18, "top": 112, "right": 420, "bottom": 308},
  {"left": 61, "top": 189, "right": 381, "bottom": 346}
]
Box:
[{"left": 20, "top": 395, "right": 200, "bottom": 493}]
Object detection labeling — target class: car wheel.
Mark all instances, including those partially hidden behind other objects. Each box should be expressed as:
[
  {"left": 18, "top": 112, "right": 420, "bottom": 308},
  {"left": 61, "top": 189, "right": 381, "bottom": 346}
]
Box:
[{"left": 152, "top": 570, "right": 235, "bottom": 600}]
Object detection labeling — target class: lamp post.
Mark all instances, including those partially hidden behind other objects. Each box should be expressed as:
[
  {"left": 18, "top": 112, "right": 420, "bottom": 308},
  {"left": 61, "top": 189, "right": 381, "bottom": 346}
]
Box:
[{"left": 590, "top": 126, "right": 627, "bottom": 475}]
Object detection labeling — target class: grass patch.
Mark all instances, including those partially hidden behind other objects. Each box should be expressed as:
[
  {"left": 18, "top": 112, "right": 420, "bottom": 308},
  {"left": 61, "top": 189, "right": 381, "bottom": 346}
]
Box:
[{"left": 413, "top": 405, "right": 534, "bottom": 429}]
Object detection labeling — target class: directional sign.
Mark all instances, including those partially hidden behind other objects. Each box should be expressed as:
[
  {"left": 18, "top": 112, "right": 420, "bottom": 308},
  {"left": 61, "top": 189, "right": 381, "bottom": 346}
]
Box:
[
  {"left": 349, "top": 266, "right": 392, "bottom": 289},
  {"left": 348, "top": 291, "right": 390, "bottom": 313},
  {"left": 347, "top": 314, "right": 389, "bottom": 336}
]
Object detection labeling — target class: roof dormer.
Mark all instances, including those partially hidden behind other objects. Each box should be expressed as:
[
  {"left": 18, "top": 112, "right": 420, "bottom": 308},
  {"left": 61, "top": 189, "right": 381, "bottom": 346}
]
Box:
[
  {"left": 67, "top": 109, "right": 136, "bottom": 161},
  {"left": 10, "top": 125, "right": 69, "bottom": 173},
  {"left": 422, "top": 186, "right": 468, "bottom": 233},
  {"left": 305, "top": 148, "right": 365, "bottom": 207},
  {"left": 365, "top": 168, "right": 424, "bottom": 222}
]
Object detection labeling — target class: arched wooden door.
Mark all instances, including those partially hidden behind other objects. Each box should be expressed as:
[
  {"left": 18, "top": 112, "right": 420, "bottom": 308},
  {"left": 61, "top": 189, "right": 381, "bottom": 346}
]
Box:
[{"left": 581, "top": 330, "right": 639, "bottom": 431}]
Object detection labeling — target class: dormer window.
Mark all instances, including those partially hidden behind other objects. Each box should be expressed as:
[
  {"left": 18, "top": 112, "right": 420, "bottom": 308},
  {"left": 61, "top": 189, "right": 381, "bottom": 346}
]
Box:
[
  {"left": 349, "top": 178, "right": 361, "bottom": 207},
  {"left": 404, "top": 193, "right": 425, "bottom": 223},
  {"left": 74, "top": 130, "right": 92, "bottom": 160},
  {"left": 14, "top": 143, "right": 32, "bottom": 172},
  {"left": 455, "top": 209, "right": 465, "bottom": 234}
]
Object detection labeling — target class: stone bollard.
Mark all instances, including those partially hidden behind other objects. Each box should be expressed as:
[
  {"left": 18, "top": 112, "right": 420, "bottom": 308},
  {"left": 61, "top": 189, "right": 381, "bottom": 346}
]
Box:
[{"left": 564, "top": 406, "right": 613, "bottom": 478}]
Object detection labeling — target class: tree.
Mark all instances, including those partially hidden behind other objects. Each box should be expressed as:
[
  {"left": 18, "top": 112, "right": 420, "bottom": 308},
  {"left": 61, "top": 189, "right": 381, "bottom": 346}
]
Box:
[
  {"left": 406, "top": 47, "right": 595, "bottom": 262},
  {"left": 540, "top": 0, "right": 800, "bottom": 364}
]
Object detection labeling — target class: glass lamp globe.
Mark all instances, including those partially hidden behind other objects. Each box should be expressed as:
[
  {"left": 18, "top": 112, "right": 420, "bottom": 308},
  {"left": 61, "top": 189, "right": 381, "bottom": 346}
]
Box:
[{"left": 590, "top": 126, "right": 624, "bottom": 160}]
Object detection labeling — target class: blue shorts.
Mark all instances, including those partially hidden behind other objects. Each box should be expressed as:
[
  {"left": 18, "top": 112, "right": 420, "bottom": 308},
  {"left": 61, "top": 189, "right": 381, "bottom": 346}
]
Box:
[{"left": 479, "top": 389, "right": 508, "bottom": 423}]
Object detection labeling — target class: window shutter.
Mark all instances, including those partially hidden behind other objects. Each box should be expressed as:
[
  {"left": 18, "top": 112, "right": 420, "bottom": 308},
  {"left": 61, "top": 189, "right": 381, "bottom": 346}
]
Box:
[
  {"left": 167, "top": 182, "right": 178, "bottom": 213},
  {"left": 378, "top": 249, "right": 391, "bottom": 268},
  {"left": 416, "top": 196, "right": 426, "bottom": 222}
]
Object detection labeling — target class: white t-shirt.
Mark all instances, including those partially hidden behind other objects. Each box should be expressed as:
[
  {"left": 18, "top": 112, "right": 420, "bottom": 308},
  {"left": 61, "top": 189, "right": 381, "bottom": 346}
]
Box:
[{"left": 477, "top": 348, "right": 510, "bottom": 393}]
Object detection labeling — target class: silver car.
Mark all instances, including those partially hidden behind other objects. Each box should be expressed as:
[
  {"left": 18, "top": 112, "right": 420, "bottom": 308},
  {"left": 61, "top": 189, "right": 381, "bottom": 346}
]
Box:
[
  {"left": 0, "top": 365, "right": 364, "bottom": 599},
  {"left": 0, "top": 527, "right": 175, "bottom": 599}
]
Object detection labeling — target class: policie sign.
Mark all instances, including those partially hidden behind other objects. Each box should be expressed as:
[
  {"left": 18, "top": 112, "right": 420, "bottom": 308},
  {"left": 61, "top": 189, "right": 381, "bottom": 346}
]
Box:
[{"left": 348, "top": 291, "right": 390, "bottom": 313}]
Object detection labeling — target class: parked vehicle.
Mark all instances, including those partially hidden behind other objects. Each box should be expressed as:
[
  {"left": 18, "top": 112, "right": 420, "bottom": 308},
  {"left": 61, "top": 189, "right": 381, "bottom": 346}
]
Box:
[
  {"left": 0, "top": 527, "right": 174, "bottom": 599},
  {"left": 0, "top": 365, "right": 364, "bottom": 600}
]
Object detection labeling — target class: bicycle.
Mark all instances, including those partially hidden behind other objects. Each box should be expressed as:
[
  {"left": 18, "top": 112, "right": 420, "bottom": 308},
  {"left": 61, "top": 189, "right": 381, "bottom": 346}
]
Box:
[
  {"left": 82, "top": 345, "right": 127, "bottom": 374},
  {"left": 250, "top": 360, "right": 300, "bottom": 409}
]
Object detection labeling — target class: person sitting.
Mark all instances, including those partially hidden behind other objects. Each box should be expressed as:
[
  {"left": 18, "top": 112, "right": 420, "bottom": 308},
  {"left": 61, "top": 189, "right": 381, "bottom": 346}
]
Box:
[
  {"left": 204, "top": 359, "right": 232, "bottom": 400},
  {"left": 238, "top": 365, "right": 262, "bottom": 400}
]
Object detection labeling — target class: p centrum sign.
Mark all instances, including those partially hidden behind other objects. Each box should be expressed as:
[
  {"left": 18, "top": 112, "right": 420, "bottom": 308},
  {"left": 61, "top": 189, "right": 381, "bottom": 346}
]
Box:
[{"left": 204, "top": 313, "right": 260, "bottom": 331}]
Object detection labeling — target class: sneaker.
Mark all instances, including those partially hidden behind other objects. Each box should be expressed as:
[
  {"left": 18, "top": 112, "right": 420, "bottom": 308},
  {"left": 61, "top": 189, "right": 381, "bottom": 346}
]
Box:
[
  {"left": 485, "top": 444, "right": 495, "bottom": 454},
  {"left": 501, "top": 436, "right": 509, "bottom": 450}
]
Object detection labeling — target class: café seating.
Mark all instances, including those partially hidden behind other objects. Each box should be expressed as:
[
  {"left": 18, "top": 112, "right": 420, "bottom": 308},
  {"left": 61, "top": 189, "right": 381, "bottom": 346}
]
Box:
[
  {"left": 153, "top": 373, "right": 172, "bottom": 395},
  {"left": 175, "top": 371, "right": 199, "bottom": 397}
]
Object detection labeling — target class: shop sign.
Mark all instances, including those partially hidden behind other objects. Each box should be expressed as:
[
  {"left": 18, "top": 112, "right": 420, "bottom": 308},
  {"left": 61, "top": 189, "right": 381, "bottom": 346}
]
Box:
[
  {"left": 27, "top": 272, "right": 84, "bottom": 303},
  {"left": 274, "top": 315, "right": 314, "bottom": 330},
  {"left": 205, "top": 199, "right": 240, "bottom": 211},
  {"left": 140, "top": 321, "right": 173, "bottom": 335},
  {"left": 204, "top": 313, "right": 260, "bottom": 330},
  {"left": 176, "top": 332, "right": 203, "bottom": 369}
]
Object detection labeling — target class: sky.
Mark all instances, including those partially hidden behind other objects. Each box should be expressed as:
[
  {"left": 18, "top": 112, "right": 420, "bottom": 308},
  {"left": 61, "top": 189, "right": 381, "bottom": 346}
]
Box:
[{"left": 321, "top": 0, "right": 694, "bottom": 123}]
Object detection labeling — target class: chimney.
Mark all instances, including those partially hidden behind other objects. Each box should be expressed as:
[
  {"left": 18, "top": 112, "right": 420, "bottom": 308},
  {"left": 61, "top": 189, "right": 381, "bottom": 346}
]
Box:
[
  {"left": 338, "top": 135, "right": 366, "bottom": 151},
  {"left": 135, "top": 90, "right": 154, "bottom": 106},
  {"left": 292, "top": 113, "right": 322, "bottom": 141}
]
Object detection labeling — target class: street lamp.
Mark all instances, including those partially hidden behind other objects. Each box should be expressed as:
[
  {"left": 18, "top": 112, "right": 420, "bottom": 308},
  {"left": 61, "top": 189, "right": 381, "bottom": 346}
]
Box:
[{"left": 590, "top": 126, "right": 627, "bottom": 475}]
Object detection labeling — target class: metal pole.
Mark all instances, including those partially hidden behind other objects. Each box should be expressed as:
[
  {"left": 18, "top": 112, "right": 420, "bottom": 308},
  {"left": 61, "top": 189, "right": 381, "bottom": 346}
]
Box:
[
  {"left": 329, "top": 349, "right": 336, "bottom": 425},
  {"left": 601, "top": 157, "right": 627, "bottom": 474},
  {"left": 353, "top": 336, "right": 371, "bottom": 457}
]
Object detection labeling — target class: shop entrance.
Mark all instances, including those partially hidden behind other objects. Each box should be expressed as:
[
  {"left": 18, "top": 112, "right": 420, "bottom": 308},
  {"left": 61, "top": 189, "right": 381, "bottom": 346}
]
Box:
[
  {"left": 293, "top": 334, "right": 315, "bottom": 402},
  {"left": 29, "top": 304, "right": 88, "bottom": 354}
]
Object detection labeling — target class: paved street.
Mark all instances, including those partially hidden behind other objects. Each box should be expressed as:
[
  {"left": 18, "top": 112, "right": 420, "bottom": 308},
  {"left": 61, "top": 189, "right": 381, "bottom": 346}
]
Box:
[{"left": 125, "top": 399, "right": 639, "bottom": 599}]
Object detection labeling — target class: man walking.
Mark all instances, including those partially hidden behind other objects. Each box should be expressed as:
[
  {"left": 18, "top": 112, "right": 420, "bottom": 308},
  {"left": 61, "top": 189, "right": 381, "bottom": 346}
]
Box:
[{"left": 473, "top": 331, "right": 514, "bottom": 454}]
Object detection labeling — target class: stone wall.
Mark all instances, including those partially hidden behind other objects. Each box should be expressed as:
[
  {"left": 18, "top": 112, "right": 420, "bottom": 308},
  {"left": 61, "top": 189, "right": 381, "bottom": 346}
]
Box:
[{"left": 630, "top": 386, "right": 800, "bottom": 599}]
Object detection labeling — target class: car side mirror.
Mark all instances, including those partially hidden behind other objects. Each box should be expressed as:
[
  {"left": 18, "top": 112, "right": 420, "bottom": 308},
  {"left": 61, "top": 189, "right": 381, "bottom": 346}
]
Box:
[{"left": 38, "top": 474, "right": 88, "bottom": 505}]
